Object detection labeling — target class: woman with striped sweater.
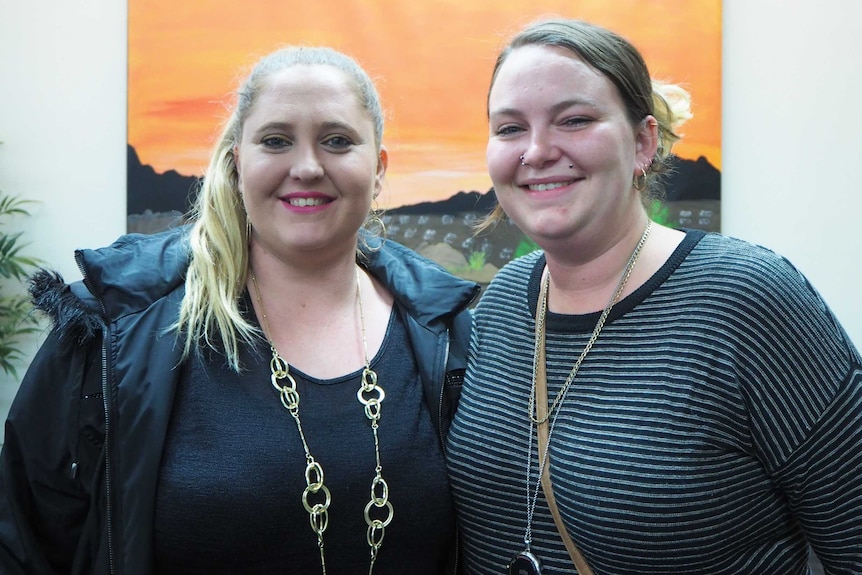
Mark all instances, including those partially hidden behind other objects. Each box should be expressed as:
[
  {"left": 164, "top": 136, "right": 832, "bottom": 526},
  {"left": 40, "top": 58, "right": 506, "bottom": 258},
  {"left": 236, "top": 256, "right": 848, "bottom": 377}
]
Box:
[{"left": 447, "top": 18, "right": 862, "bottom": 575}]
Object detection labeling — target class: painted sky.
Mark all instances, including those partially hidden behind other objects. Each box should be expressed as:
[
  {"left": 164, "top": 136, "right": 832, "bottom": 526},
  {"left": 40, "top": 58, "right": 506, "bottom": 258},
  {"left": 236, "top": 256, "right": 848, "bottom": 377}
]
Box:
[{"left": 129, "top": 0, "right": 721, "bottom": 209}]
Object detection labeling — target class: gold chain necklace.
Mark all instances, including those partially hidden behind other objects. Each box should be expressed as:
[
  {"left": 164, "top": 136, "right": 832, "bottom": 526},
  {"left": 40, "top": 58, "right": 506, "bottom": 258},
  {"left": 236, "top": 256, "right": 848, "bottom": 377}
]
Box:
[
  {"left": 528, "top": 221, "right": 653, "bottom": 425},
  {"left": 250, "top": 267, "right": 394, "bottom": 575},
  {"left": 516, "top": 222, "right": 652, "bottom": 570}
]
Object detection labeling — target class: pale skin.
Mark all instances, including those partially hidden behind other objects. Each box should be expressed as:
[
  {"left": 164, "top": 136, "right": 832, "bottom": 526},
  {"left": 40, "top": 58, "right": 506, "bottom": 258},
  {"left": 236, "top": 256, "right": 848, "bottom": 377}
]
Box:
[
  {"left": 487, "top": 45, "right": 685, "bottom": 314},
  {"left": 234, "top": 64, "right": 393, "bottom": 379}
]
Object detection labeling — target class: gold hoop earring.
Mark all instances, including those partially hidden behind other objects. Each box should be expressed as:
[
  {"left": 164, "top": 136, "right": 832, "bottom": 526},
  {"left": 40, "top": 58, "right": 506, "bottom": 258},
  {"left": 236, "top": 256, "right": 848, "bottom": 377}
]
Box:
[
  {"left": 633, "top": 166, "right": 648, "bottom": 192},
  {"left": 363, "top": 199, "right": 387, "bottom": 251}
]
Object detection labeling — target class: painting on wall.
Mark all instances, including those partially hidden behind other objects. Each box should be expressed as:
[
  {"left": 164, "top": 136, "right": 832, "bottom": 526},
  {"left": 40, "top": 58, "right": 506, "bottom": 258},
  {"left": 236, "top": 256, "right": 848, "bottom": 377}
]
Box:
[{"left": 128, "top": 0, "right": 721, "bottom": 284}]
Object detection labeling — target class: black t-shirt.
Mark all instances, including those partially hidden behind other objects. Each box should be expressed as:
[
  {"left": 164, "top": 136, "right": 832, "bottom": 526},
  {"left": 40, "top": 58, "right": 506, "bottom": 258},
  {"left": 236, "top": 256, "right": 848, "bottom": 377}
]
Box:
[{"left": 154, "top": 305, "right": 454, "bottom": 574}]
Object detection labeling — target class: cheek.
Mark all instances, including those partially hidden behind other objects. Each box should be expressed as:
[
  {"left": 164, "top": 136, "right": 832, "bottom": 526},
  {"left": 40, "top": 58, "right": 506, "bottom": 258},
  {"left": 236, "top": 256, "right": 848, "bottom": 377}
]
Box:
[
  {"left": 486, "top": 141, "right": 518, "bottom": 187},
  {"left": 343, "top": 157, "right": 378, "bottom": 192},
  {"left": 242, "top": 156, "right": 287, "bottom": 192}
]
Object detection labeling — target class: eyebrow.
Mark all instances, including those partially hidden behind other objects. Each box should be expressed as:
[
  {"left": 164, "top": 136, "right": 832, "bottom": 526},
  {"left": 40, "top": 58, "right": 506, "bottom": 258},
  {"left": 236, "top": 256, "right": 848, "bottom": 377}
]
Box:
[
  {"left": 253, "top": 120, "right": 363, "bottom": 137},
  {"left": 489, "top": 97, "right": 600, "bottom": 120}
]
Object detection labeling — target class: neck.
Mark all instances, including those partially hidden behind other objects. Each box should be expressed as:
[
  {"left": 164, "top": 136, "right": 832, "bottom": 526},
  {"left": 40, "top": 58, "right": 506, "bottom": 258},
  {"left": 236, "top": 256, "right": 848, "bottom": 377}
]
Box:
[
  {"left": 249, "top": 255, "right": 366, "bottom": 378},
  {"left": 249, "top": 242, "right": 359, "bottom": 312},
  {"left": 544, "top": 219, "right": 652, "bottom": 315}
]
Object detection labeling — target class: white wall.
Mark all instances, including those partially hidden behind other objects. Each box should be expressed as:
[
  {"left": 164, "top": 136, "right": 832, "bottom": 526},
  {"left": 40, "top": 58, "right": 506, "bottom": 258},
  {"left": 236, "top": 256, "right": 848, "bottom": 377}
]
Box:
[
  {"left": 722, "top": 1, "right": 862, "bottom": 348},
  {"left": 0, "top": 1, "right": 860, "bottom": 426},
  {"left": 0, "top": 1, "right": 128, "bottom": 414}
]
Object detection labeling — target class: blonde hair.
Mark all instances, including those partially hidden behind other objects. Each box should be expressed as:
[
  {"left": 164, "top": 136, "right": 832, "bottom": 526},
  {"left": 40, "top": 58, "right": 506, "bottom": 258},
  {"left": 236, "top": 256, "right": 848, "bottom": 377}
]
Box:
[
  {"left": 175, "top": 46, "right": 385, "bottom": 371},
  {"left": 651, "top": 80, "right": 693, "bottom": 168},
  {"left": 477, "top": 19, "right": 693, "bottom": 233}
]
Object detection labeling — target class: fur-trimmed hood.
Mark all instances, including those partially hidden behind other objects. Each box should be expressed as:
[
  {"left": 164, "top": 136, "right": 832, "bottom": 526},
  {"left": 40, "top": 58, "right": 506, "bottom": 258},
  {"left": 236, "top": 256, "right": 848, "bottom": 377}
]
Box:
[
  {"left": 28, "top": 226, "right": 191, "bottom": 346},
  {"left": 28, "top": 269, "right": 102, "bottom": 346}
]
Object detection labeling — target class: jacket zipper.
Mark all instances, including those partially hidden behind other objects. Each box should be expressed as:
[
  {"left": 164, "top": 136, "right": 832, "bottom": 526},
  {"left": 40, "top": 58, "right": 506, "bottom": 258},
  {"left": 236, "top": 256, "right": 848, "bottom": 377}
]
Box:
[
  {"left": 437, "top": 335, "right": 450, "bottom": 457},
  {"left": 77, "top": 254, "right": 116, "bottom": 575},
  {"left": 100, "top": 332, "right": 116, "bottom": 575},
  {"left": 436, "top": 334, "right": 461, "bottom": 575}
]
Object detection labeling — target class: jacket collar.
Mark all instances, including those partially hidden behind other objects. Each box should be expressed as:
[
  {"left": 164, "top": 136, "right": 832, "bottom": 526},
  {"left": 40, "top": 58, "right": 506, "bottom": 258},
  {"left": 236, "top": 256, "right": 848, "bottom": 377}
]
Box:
[
  {"left": 44, "top": 225, "right": 478, "bottom": 332},
  {"left": 361, "top": 233, "right": 479, "bottom": 328},
  {"left": 74, "top": 225, "right": 190, "bottom": 321}
]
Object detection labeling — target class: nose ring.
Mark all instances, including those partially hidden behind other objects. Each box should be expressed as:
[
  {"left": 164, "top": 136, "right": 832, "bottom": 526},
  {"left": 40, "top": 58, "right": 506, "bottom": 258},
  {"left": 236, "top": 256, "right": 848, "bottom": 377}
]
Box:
[{"left": 519, "top": 154, "right": 526, "bottom": 166}]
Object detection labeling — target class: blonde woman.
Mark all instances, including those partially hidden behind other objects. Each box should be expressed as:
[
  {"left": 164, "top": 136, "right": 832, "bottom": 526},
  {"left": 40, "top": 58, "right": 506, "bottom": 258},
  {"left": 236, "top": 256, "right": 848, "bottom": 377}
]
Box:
[{"left": 0, "top": 46, "right": 478, "bottom": 575}]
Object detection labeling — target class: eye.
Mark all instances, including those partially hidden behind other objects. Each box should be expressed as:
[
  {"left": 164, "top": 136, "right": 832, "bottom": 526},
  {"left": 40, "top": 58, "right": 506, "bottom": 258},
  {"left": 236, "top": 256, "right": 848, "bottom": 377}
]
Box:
[
  {"left": 261, "top": 135, "right": 290, "bottom": 149},
  {"left": 493, "top": 124, "right": 524, "bottom": 137},
  {"left": 323, "top": 135, "right": 355, "bottom": 150},
  {"left": 561, "top": 116, "right": 591, "bottom": 129}
]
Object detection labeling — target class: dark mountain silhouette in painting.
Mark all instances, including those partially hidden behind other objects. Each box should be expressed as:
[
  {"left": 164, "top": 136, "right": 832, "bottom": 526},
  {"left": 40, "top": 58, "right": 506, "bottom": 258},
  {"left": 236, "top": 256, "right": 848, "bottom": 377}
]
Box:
[
  {"left": 662, "top": 155, "right": 721, "bottom": 202},
  {"left": 390, "top": 189, "right": 500, "bottom": 215},
  {"left": 127, "top": 145, "right": 200, "bottom": 215},
  {"left": 388, "top": 154, "right": 720, "bottom": 215},
  {"left": 127, "top": 144, "right": 719, "bottom": 218}
]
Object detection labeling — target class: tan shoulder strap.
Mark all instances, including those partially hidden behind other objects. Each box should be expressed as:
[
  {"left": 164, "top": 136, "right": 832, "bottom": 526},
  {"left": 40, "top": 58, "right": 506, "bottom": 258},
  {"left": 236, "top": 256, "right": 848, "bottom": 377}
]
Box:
[{"left": 535, "top": 277, "right": 596, "bottom": 575}]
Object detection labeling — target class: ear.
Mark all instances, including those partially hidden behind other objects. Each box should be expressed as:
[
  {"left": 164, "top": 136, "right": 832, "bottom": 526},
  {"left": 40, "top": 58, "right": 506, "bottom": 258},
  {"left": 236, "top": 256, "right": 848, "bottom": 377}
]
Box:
[
  {"left": 634, "top": 115, "right": 659, "bottom": 174},
  {"left": 233, "top": 145, "right": 242, "bottom": 176},
  {"left": 232, "top": 145, "right": 246, "bottom": 195},
  {"left": 373, "top": 147, "right": 388, "bottom": 198}
]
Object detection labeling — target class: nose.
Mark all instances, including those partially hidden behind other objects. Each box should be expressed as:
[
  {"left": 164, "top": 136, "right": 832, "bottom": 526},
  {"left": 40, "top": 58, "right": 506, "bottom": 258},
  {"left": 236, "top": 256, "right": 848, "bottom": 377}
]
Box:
[
  {"left": 289, "top": 145, "right": 324, "bottom": 181},
  {"left": 520, "top": 131, "right": 561, "bottom": 169}
]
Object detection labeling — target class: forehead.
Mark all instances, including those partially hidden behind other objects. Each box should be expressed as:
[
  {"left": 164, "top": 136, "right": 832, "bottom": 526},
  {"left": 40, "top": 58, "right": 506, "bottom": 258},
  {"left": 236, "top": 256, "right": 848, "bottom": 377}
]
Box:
[
  {"left": 248, "top": 64, "right": 368, "bottom": 122},
  {"left": 489, "top": 45, "right": 620, "bottom": 111}
]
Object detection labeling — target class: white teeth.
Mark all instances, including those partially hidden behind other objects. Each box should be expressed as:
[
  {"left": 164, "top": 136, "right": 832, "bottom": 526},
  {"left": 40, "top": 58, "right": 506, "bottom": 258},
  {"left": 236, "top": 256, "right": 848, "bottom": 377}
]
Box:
[
  {"left": 528, "top": 182, "right": 570, "bottom": 192},
  {"left": 288, "top": 197, "right": 328, "bottom": 207}
]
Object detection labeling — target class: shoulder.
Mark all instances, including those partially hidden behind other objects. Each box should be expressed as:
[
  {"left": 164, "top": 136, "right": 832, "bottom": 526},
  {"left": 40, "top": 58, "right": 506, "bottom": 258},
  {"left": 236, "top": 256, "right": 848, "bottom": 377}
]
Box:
[
  {"left": 29, "top": 226, "right": 191, "bottom": 341},
  {"left": 476, "top": 250, "right": 542, "bottom": 310},
  {"left": 76, "top": 225, "right": 191, "bottom": 288},
  {"left": 688, "top": 232, "right": 828, "bottom": 311},
  {"left": 692, "top": 232, "right": 803, "bottom": 279},
  {"left": 493, "top": 249, "right": 543, "bottom": 282},
  {"left": 686, "top": 231, "right": 858, "bottom": 367},
  {"left": 681, "top": 232, "right": 842, "bottom": 328},
  {"left": 363, "top": 237, "right": 480, "bottom": 323}
]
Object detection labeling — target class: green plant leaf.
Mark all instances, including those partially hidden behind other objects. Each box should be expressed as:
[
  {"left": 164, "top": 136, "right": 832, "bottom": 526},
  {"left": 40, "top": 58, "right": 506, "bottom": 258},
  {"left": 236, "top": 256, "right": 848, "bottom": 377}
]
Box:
[
  {"left": 0, "top": 182, "right": 43, "bottom": 377},
  {"left": 467, "top": 251, "right": 486, "bottom": 270},
  {"left": 0, "top": 195, "right": 35, "bottom": 217},
  {"left": 514, "top": 236, "right": 541, "bottom": 259}
]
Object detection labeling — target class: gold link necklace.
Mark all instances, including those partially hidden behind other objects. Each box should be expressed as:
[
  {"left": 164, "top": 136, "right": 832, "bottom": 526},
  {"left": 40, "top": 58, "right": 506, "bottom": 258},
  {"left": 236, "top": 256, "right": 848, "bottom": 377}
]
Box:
[
  {"left": 251, "top": 267, "right": 394, "bottom": 575},
  {"left": 517, "top": 221, "right": 652, "bottom": 569}
]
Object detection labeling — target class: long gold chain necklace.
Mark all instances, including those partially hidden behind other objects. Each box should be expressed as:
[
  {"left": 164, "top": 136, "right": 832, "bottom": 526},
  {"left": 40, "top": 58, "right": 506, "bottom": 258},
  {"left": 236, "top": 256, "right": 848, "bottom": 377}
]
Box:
[
  {"left": 513, "top": 222, "right": 652, "bottom": 574},
  {"left": 250, "top": 267, "right": 394, "bottom": 575}
]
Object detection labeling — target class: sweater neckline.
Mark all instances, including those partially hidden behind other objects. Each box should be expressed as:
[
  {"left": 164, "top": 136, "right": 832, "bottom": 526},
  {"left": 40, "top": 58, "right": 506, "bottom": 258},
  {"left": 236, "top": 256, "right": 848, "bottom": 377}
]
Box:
[{"left": 526, "top": 229, "right": 706, "bottom": 332}]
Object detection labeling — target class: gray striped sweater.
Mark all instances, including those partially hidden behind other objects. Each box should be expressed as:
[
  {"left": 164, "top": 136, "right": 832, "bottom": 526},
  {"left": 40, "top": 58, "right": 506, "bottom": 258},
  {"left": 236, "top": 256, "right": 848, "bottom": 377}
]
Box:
[{"left": 447, "top": 230, "right": 862, "bottom": 574}]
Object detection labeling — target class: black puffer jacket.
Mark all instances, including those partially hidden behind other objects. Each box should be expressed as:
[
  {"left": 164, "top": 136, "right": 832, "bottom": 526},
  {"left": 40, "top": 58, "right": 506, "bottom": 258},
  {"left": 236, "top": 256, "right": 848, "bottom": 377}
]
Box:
[{"left": 0, "top": 226, "right": 479, "bottom": 575}]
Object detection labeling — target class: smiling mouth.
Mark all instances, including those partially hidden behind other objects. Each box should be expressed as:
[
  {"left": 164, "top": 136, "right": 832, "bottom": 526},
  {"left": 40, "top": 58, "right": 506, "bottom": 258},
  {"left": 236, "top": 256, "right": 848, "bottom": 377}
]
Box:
[
  {"left": 526, "top": 181, "right": 574, "bottom": 192},
  {"left": 286, "top": 197, "right": 330, "bottom": 207}
]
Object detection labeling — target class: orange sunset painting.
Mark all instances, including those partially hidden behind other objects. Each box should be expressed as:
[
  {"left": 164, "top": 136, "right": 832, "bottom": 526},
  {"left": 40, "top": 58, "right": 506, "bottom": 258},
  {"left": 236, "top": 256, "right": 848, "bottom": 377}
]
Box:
[{"left": 128, "top": 0, "right": 722, "bottom": 280}]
